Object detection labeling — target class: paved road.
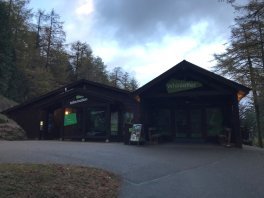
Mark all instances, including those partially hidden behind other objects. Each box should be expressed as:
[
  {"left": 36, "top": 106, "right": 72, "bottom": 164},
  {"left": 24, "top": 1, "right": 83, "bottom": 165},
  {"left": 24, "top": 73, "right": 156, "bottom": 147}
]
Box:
[{"left": 0, "top": 141, "right": 264, "bottom": 198}]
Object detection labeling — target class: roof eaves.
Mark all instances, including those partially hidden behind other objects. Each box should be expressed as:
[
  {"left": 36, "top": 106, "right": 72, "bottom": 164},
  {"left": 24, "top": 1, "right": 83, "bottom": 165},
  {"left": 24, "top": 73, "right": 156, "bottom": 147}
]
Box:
[
  {"left": 134, "top": 60, "right": 251, "bottom": 95},
  {"left": 2, "top": 79, "right": 132, "bottom": 114}
]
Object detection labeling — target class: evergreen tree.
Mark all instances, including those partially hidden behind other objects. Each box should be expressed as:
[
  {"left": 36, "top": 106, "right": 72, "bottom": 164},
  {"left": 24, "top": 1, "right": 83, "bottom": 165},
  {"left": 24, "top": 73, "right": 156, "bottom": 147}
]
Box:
[
  {"left": 214, "top": 0, "right": 264, "bottom": 147},
  {"left": 69, "top": 41, "right": 93, "bottom": 80},
  {"left": 0, "top": 1, "right": 15, "bottom": 96},
  {"left": 0, "top": 0, "right": 139, "bottom": 103},
  {"left": 109, "top": 67, "right": 123, "bottom": 88}
]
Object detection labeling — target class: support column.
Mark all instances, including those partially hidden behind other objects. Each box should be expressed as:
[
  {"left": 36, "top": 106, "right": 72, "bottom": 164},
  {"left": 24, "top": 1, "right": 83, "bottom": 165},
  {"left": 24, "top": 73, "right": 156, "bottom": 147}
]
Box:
[
  {"left": 82, "top": 107, "right": 86, "bottom": 141},
  {"left": 106, "top": 104, "right": 111, "bottom": 141},
  {"left": 60, "top": 107, "right": 65, "bottom": 141},
  {"left": 232, "top": 95, "right": 242, "bottom": 148}
]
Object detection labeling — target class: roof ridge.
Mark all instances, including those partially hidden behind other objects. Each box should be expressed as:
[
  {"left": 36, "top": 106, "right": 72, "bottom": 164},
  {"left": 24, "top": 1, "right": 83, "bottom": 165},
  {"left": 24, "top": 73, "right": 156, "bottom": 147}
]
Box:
[{"left": 134, "top": 60, "right": 250, "bottom": 95}]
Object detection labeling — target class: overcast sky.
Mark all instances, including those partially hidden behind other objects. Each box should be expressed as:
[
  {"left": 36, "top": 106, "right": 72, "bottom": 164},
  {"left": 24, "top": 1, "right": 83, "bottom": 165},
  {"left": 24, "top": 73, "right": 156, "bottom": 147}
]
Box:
[{"left": 29, "top": 0, "right": 245, "bottom": 86}]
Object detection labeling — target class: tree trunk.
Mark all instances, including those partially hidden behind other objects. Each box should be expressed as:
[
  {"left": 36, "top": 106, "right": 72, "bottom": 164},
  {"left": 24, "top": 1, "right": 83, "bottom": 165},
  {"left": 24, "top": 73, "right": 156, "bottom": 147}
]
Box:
[
  {"left": 248, "top": 59, "right": 263, "bottom": 147},
  {"left": 36, "top": 11, "right": 43, "bottom": 49},
  {"left": 257, "top": 15, "right": 264, "bottom": 71},
  {"left": 243, "top": 26, "right": 263, "bottom": 147},
  {"left": 45, "top": 11, "right": 53, "bottom": 69}
]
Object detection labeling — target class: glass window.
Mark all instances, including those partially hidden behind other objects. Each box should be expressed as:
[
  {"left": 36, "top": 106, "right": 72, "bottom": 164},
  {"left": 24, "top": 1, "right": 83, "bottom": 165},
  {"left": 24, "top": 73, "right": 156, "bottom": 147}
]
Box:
[
  {"left": 175, "top": 109, "right": 188, "bottom": 138},
  {"left": 190, "top": 109, "right": 203, "bottom": 138},
  {"left": 206, "top": 108, "right": 223, "bottom": 136},
  {"left": 124, "top": 112, "right": 134, "bottom": 124},
  {"left": 111, "top": 112, "right": 118, "bottom": 136},
  {"left": 148, "top": 109, "right": 170, "bottom": 135},
  {"left": 86, "top": 108, "right": 106, "bottom": 137}
]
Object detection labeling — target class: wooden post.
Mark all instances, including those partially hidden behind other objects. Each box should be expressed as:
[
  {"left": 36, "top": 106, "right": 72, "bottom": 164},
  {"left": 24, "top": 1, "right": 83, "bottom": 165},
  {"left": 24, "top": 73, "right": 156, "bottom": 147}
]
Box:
[
  {"left": 171, "top": 109, "right": 176, "bottom": 140},
  {"left": 82, "top": 107, "right": 86, "bottom": 141},
  {"left": 134, "top": 95, "right": 141, "bottom": 123},
  {"left": 106, "top": 104, "right": 111, "bottom": 141},
  {"left": 60, "top": 107, "right": 65, "bottom": 141},
  {"left": 202, "top": 106, "right": 207, "bottom": 139},
  {"left": 232, "top": 95, "right": 242, "bottom": 148},
  {"left": 186, "top": 105, "right": 191, "bottom": 138},
  {"left": 118, "top": 106, "right": 123, "bottom": 140}
]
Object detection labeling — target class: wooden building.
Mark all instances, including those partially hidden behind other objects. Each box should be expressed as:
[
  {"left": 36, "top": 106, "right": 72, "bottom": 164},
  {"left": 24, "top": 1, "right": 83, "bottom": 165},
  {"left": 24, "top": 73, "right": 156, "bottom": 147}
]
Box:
[
  {"left": 134, "top": 60, "right": 250, "bottom": 147},
  {"left": 3, "top": 60, "right": 250, "bottom": 147},
  {"left": 3, "top": 80, "right": 136, "bottom": 141}
]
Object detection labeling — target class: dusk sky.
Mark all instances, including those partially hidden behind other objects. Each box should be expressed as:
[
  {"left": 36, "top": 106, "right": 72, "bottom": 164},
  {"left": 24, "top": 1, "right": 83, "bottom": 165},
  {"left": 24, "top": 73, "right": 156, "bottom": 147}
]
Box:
[{"left": 29, "top": 0, "right": 245, "bottom": 86}]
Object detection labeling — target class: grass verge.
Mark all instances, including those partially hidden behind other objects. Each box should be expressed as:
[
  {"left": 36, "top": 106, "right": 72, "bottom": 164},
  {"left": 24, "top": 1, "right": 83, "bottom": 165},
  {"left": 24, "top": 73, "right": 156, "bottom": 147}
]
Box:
[{"left": 0, "top": 164, "right": 120, "bottom": 198}]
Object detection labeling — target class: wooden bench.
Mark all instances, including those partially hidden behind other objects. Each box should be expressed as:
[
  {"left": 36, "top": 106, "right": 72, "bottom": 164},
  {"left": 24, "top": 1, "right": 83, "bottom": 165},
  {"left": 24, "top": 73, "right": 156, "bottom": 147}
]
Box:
[{"left": 148, "top": 127, "right": 163, "bottom": 144}]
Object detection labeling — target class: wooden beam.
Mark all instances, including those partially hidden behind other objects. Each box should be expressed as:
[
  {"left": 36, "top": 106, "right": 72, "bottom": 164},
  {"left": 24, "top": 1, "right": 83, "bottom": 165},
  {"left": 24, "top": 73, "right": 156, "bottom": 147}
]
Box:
[
  {"left": 232, "top": 94, "right": 242, "bottom": 148},
  {"left": 106, "top": 104, "right": 111, "bottom": 141},
  {"left": 142, "top": 90, "right": 232, "bottom": 98}
]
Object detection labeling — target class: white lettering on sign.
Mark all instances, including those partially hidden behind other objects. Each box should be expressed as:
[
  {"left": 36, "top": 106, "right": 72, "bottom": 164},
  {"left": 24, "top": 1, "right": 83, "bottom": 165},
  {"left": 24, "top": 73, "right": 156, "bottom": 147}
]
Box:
[
  {"left": 166, "top": 79, "right": 202, "bottom": 93},
  {"left": 69, "top": 98, "right": 88, "bottom": 105}
]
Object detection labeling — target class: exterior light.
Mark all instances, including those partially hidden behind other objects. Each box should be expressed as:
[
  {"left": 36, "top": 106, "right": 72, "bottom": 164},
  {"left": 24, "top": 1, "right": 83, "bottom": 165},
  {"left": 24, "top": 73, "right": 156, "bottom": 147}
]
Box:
[
  {"left": 40, "top": 121, "right": 44, "bottom": 131},
  {"left": 237, "top": 91, "right": 245, "bottom": 101},
  {"left": 65, "top": 111, "right": 69, "bottom": 115},
  {"left": 135, "top": 95, "right": 141, "bottom": 102}
]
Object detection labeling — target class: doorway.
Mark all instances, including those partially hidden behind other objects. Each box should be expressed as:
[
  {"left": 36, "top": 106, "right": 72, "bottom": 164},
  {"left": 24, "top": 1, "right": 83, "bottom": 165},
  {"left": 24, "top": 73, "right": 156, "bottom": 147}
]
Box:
[
  {"left": 86, "top": 107, "right": 107, "bottom": 138},
  {"left": 42, "top": 108, "right": 63, "bottom": 140},
  {"left": 174, "top": 107, "right": 203, "bottom": 139}
]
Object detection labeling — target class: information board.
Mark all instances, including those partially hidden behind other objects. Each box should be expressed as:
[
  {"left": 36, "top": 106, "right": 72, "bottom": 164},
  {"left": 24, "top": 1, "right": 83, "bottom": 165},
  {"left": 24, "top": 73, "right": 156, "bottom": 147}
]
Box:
[
  {"left": 64, "top": 113, "right": 77, "bottom": 126},
  {"left": 130, "top": 124, "right": 143, "bottom": 142}
]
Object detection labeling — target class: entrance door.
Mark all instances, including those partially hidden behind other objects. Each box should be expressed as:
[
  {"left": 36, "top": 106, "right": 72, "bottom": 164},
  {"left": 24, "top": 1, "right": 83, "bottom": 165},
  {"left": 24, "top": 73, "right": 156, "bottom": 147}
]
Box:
[
  {"left": 86, "top": 107, "right": 107, "bottom": 137},
  {"left": 189, "top": 108, "right": 203, "bottom": 138},
  {"left": 148, "top": 108, "right": 171, "bottom": 137},
  {"left": 175, "top": 107, "right": 203, "bottom": 138},
  {"left": 175, "top": 109, "right": 188, "bottom": 138}
]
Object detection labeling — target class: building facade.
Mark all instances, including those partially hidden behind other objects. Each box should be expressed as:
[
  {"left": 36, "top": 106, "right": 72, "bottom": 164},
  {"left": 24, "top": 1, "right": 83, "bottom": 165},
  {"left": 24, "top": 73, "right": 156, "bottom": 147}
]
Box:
[{"left": 3, "top": 60, "right": 250, "bottom": 147}]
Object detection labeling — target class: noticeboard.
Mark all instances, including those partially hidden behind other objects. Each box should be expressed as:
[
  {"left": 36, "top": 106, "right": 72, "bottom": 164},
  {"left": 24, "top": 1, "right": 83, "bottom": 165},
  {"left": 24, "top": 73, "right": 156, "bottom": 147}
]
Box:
[
  {"left": 64, "top": 113, "right": 77, "bottom": 126},
  {"left": 130, "top": 124, "right": 142, "bottom": 142}
]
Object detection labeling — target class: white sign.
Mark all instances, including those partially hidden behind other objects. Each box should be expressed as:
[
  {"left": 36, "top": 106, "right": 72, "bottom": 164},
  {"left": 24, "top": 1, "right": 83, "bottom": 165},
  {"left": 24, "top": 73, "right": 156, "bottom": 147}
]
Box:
[
  {"left": 130, "top": 124, "right": 142, "bottom": 142},
  {"left": 69, "top": 95, "right": 88, "bottom": 105}
]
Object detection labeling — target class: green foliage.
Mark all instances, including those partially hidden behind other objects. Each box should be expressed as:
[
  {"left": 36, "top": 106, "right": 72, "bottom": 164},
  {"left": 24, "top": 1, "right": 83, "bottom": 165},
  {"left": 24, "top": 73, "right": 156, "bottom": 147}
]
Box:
[
  {"left": 0, "top": 0, "right": 139, "bottom": 104},
  {"left": 0, "top": 1, "right": 15, "bottom": 96},
  {"left": 0, "top": 113, "right": 26, "bottom": 140},
  {"left": 0, "top": 95, "right": 17, "bottom": 112},
  {"left": 214, "top": 0, "right": 264, "bottom": 147},
  {"left": 0, "top": 118, "right": 7, "bottom": 124},
  {"left": 108, "top": 66, "right": 139, "bottom": 91}
]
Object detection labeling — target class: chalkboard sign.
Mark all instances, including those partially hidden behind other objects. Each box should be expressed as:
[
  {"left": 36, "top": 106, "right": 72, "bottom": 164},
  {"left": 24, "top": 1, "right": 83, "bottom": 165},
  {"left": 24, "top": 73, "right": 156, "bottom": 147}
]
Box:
[{"left": 130, "top": 124, "right": 143, "bottom": 143}]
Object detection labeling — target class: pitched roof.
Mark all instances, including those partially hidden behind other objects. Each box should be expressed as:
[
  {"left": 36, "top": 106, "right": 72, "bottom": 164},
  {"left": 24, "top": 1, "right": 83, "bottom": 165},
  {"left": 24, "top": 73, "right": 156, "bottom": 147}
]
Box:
[
  {"left": 3, "top": 79, "right": 131, "bottom": 113},
  {"left": 2, "top": 60, "right": 251, "bottom": 114},
  {"left": 135, "top": 60, "right": 251, "bottom": 95}
]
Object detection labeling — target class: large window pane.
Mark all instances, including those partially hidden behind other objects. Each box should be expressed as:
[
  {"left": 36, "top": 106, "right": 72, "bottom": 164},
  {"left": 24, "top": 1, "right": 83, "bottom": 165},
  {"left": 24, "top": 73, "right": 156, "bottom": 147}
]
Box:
[
  {"left": 206, "top": 108, "right": 223, "bottom": 136},
  {"left": 148, "top": 109, "right": 170, "bottom": 135},
  {"left": 111, "top": 112, "right": 118, "bottom": 136},
  {"left": 190, "top": 109, "right": 203, "bottom": 138},
  {"left": 86, "top": 108, "right": 106, "bottom": 137},
  {"left": 175, "top": 110, "right": 188, "bottom": 138}
]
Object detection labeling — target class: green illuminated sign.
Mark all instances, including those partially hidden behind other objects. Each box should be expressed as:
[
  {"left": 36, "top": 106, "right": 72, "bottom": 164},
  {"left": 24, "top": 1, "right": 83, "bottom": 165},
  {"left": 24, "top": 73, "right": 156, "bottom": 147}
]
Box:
[
  {"left": 64, "top": 113, "right": 77, "bottom": 126},
  {"left": 166, "top": 79, "right": 202, "bottom": 93}
]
